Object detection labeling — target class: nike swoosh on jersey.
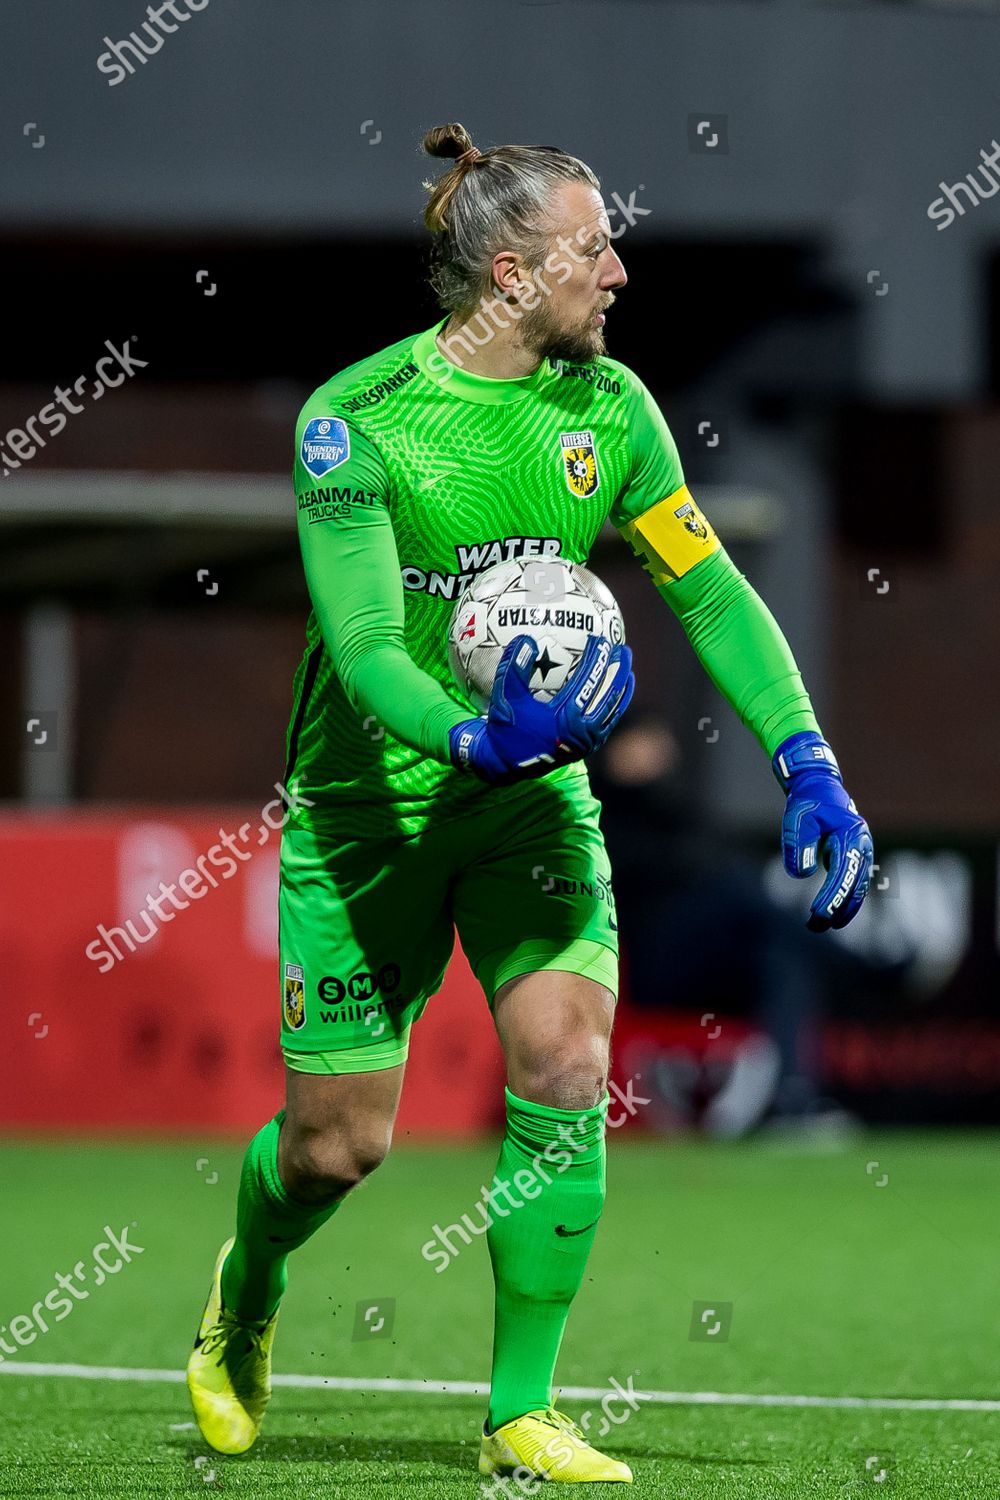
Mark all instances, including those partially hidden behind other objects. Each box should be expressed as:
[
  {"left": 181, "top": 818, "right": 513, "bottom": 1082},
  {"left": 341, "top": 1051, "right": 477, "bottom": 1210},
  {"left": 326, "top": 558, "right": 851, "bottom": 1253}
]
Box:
[{"left": 416, "top": 467, "right": 460, "bottom": 491}]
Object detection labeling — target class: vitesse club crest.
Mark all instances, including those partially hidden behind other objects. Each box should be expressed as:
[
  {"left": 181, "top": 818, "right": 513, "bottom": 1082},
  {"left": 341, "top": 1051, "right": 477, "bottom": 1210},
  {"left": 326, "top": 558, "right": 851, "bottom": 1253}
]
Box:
[
  {"left": 283, "top": 963, "right": 306, "bottom": 1031},
  {"left": 560, "top": 430, "right": 600, "bottom": 498},
  {"left": 674, "top": 499, "right": 709, "bottom": 541}
]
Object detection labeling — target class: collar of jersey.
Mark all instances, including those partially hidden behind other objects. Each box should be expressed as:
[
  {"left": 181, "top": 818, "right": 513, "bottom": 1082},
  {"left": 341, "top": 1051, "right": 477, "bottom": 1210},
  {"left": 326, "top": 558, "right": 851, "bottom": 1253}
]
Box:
[{"left": 412, "top": 318, "right": 561, "bottom": 405}]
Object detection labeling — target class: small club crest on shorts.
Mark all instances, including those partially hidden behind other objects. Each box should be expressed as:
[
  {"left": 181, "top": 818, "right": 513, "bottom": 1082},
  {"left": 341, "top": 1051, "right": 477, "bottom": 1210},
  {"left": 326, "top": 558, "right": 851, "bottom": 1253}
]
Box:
[
  {"left": 559, "top": 430, "right": 600, "bottom": 498},
  {"left": 283, "top": 963, "right": 306, "bottom": 1030}
]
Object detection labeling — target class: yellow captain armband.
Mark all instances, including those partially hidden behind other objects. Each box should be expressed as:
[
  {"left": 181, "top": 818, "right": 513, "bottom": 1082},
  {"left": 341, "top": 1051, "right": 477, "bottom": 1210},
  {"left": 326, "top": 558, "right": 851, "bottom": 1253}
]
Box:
[{"left": 618, "top": 485, "right": 721, "bottom": 585}]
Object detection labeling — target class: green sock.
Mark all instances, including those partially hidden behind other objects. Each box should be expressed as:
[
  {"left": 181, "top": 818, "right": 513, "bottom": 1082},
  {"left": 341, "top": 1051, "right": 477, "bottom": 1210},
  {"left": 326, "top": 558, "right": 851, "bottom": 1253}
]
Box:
[
  {"left": 220, "top": 1110, "right": 344, "bottom": 1323},
  {"left": 486, "top": 1086, "right": 608, "bottom": 1433}
]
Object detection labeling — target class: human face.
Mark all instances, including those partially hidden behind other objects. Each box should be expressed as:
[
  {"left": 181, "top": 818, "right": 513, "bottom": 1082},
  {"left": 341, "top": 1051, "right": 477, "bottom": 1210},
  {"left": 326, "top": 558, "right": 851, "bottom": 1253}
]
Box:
[{"left": 516, "top": 181, "right": 627, "bottom": 364}]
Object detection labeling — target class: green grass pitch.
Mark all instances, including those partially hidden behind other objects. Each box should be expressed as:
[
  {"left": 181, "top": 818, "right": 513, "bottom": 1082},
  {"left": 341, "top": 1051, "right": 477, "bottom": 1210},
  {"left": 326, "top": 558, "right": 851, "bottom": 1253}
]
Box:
[{"left": 1, "top": 1132, "right": 996, "bottom": 1497}]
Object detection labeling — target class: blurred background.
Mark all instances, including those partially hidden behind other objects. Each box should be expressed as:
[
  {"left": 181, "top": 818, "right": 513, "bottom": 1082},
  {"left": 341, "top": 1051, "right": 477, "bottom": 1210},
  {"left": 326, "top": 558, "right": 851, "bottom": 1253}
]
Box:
[{"left": 3, "top": 0, "right": 1000, "bottom": 1146}]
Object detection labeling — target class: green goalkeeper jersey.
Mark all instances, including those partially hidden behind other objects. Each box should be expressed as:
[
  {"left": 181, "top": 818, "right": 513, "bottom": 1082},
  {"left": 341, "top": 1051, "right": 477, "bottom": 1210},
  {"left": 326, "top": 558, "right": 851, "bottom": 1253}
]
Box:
[{"left": 286, "top": 317, "right": 818, "bottom": 838}]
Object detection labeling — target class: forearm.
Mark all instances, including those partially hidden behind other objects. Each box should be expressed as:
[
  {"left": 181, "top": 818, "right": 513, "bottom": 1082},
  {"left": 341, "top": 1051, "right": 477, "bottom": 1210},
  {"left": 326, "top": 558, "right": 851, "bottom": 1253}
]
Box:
[
  {"left": 301, "top": 512, "right": 468, "bottom": 765},
  {"left": 659, "top": 547, "right": 820, "bottom": 757},
  {"left": 334, "top": 632, "right": 469, "bottom": 763}
]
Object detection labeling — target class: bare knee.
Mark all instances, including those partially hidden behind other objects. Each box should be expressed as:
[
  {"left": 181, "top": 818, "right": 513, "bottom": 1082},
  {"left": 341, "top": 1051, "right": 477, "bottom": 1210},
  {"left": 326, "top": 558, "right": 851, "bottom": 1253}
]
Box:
[
  {"left": 517, "top": 1037, "right": 610, "bottom": 1111},
  {"left": 279, "top": 1119, "right": 392, "bottom": 1205},
  {"left": 496, "top": 975, "right": 615, "bottom": 1111}
]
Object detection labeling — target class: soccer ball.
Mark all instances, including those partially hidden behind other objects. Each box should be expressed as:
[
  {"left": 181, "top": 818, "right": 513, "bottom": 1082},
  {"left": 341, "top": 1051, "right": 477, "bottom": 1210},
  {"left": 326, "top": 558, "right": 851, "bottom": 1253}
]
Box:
[{"left": 448, "top": 557, "right": 625, "bottom": 709}]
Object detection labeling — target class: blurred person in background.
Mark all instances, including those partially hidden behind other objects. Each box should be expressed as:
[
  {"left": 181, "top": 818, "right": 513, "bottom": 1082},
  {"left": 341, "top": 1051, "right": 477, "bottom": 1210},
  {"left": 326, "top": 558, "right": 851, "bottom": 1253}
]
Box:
[{"left": 592, "top": 717, "right": 875, "bottom": 1139}]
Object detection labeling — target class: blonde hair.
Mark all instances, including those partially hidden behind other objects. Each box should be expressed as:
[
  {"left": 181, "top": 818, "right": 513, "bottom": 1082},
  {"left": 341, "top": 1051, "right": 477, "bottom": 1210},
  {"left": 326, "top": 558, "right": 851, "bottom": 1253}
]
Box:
[{"left": 421, "top": 122, "right": 600, "bottom": 319}]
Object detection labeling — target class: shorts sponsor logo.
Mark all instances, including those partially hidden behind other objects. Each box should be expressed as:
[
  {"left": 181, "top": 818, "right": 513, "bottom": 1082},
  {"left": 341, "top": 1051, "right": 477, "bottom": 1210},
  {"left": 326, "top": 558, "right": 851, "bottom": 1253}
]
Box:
[
  {"left": 318, "top": 963, "right": 405, "bottom": 1027},
  {"left": 300, "top": 416, "right": 350, "bottom": 479},
  {"left": 536, "top": 870, "right": 617, "bottom": 912},
  {"left": 320, "top": 994, "right": 409, "bottom": 1027},
  {"left": 560, "top": 429, "right": 600, "bottom": 498},
  {"left": 283, "top": 963, "right": 306, "bottom": 1030},
  {"left": 536, "top": 876, "right": 620, "bottom": 930},
  {"left": 378, "top": 961, "right": 401, "bottom": 991}
]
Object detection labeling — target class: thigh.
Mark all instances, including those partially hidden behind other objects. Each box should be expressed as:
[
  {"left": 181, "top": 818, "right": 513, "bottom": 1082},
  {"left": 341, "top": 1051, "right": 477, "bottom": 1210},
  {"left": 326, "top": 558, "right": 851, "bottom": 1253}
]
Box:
[
  {"left": 279, "top": 1062, "right": 407, "bottom": 1193},
  {"left": 452, "top": 774, "right": 619, "bottom": 1007},
  {"left": 278, "top": 823, "right": 455, "bottom": 1076},
  {"left": 283, "top": 1062, "right": 407, "bottom": 1136}
]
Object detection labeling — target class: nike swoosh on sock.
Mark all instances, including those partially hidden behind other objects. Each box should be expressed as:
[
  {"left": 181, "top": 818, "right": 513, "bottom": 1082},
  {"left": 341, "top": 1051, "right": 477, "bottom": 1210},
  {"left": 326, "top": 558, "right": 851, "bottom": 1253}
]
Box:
[{"left": 554, "top": 1218, "right": 600, "bottom": 1238}]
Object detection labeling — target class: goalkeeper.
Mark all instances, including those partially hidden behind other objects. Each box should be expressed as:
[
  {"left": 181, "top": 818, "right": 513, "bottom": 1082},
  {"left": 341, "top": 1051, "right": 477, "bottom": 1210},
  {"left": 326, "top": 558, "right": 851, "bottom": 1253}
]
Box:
[{"left": 187, "top": 121, "right": 873, "bottom": 1484}]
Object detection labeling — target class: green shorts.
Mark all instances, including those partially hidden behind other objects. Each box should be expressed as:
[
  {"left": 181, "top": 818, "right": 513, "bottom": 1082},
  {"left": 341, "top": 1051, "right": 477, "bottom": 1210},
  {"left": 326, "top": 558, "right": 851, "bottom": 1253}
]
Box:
[{"left": 278, "top": 778, "right": 618, "bottom": 1075}]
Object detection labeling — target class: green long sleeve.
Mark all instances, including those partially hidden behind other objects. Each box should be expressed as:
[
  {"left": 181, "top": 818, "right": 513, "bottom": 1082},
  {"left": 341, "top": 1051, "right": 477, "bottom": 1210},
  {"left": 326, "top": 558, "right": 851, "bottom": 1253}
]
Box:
[
  {"left": 658, "top": 547, "right": 821, "bottom": 757},
  {"left": 298, "top": 494, "right": 470, "bottom": 765}
]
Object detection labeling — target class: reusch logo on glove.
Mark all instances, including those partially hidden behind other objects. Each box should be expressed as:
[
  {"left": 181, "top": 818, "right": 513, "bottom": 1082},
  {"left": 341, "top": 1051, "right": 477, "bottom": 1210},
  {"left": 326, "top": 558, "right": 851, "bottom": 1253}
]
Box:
[
  {"left": 573, "top": 639, "right": 611, "bottom": 709},
  {"left": 830, "top": 847, "right": 863, "bottom": 909}
]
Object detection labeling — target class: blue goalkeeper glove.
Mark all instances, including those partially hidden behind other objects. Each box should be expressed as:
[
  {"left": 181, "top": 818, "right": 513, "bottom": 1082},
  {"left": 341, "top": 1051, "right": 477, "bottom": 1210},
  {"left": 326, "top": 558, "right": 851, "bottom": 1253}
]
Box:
[
  {"left": 771, "top": 730, "right": 874, "bottom": 933},
  {"left": 450, "top": 633, "right": 634, "bottom": 785}
]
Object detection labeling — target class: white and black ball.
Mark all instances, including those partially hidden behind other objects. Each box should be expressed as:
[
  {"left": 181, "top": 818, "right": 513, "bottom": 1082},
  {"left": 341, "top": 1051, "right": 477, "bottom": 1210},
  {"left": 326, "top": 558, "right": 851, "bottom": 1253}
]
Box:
[{"left": 448, "top": 556, "right": 625, "bottom": 709}]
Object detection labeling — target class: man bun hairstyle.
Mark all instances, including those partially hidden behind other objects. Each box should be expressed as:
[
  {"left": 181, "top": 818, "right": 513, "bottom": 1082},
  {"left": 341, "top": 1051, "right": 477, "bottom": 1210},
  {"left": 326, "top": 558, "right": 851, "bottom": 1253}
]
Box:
[{"left": 420, "top": 122, "right": 601, "bottom": 320}]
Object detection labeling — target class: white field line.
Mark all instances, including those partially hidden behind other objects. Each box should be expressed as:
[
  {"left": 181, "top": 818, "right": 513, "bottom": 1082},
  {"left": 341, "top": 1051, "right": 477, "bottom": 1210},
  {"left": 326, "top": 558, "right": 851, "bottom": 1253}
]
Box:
[{"left": 0, "top": 1362, "right": 998, "bottom": 1412}]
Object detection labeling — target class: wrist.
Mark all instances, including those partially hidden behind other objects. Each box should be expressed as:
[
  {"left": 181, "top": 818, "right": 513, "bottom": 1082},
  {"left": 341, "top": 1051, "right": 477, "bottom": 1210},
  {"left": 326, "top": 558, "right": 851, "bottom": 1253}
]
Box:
[
  {"left": 449, "top": 718, "right": 487, "bottom": 773},
  {"left": 772, "top": 730, "right": 841, "bottom": 792}
]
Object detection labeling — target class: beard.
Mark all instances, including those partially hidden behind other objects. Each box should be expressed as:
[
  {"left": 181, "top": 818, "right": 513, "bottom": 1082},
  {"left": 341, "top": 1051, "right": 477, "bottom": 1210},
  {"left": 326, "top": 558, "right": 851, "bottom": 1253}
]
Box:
[{"left": 515, "top": 297, "right": 609, "bottom": 365}]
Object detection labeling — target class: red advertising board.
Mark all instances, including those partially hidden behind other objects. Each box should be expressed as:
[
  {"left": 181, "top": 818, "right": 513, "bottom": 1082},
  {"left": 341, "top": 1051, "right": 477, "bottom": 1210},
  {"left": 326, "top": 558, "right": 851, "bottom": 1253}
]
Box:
[{"left": 1, "top": 811, "right": 506, "bottom": 1136}]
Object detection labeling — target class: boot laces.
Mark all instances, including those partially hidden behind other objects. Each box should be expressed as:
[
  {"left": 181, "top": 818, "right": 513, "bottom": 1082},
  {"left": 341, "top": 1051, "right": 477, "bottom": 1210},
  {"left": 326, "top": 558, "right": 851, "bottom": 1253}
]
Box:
[
  {"left": 201, "top": 1311, "right": 267, "bottom": 1363},
  {"left": 540, "top": 1405, "right": 587, "bottom": 1445}
]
